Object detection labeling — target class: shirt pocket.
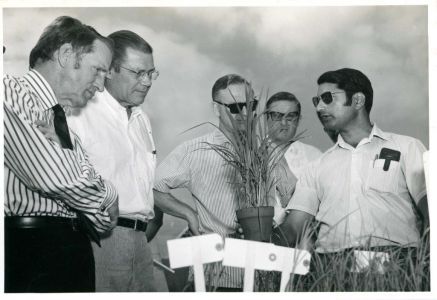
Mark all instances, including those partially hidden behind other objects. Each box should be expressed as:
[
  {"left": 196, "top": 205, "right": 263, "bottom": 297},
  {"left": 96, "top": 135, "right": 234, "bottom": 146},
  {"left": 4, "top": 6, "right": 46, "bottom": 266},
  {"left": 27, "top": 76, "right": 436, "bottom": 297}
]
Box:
[{"left": 366, "top": 159, "right": 400, "bottom": 193}]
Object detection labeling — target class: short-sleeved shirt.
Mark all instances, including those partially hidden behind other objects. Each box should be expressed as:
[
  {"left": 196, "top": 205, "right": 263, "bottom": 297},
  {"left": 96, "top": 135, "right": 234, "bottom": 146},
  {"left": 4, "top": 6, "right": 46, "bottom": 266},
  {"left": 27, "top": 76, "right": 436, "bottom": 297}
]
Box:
[
  {"left": 155, "top": 130, "right": 240, "bottom": 236},
  {"left": 284, "top": 140, "right": 323, "bottom": 178},
  {"left": 286, "top": 124, "right": 427, "bottom": 253},
  {"left": 273, "top": 141, "right": 322, "bottom": 225},
  {"left": 154, "top": 129, "right": 242, "bottom": 288}
]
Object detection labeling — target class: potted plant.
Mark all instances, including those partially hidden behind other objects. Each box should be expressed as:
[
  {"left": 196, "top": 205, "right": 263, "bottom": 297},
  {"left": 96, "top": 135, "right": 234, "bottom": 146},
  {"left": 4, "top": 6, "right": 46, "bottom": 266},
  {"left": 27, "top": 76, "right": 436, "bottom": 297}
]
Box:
[{"left": 203, "top": 84, "right": 302, "bottom": 242}]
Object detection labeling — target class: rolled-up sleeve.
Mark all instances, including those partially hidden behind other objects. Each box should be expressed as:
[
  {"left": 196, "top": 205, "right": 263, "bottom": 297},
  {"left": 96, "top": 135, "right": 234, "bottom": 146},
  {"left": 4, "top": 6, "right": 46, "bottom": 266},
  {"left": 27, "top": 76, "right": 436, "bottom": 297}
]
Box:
[
  {"left": 4, "top": 77, "right": 117, "bottom": 232},
  {"left": 285, "top": 161, "right": 320, "bottom": 216},
  {"left": 154, "top": 143, "right": 191, "bottom": 193},
  {"left": 403, "top": 138, "right": 427, "bottom": 204}
]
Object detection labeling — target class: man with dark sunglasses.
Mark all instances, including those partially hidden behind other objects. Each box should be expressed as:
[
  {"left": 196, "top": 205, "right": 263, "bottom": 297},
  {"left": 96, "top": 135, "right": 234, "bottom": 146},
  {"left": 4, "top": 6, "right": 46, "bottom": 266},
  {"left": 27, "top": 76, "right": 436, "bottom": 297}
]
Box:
[
  {"left": 153, "top": 74, "right": 257, "bottom": 291},
  {"left": 281, "top": 68, "right": 428, "bottom": 274},
  {"left": 265, "top": 92, "right": 322, "bottom": 226}
]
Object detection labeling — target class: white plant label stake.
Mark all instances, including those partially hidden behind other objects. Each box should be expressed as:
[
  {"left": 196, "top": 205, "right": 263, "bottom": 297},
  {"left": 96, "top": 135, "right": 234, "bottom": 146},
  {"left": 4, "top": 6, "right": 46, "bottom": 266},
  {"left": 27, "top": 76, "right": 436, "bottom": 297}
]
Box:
[
  {"left": 167, "top": 233, "right": 224, "bottom": 292},
  {"left": 222, "top": 238, "right": 311, "bottom": 292}
]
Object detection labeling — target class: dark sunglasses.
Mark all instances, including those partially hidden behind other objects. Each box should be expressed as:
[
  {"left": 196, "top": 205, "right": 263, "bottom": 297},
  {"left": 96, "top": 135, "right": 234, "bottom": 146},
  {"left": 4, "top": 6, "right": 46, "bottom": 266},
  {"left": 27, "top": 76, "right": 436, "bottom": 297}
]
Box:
[
  {"left": 213, "top": 100, "right": 258, "bottom": 114},
  {"left": 312, "top": 91, "right": 345, "bottom": 107},
  {"left": 267, "top": 111, "right": 300, "bottom": 122}
]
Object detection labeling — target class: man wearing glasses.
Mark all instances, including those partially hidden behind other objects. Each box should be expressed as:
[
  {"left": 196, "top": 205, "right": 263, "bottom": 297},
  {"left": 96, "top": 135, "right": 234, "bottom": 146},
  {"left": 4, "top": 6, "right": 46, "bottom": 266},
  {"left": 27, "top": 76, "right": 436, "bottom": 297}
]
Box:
[
  {"left": 67, "top": 30, "right": 159, "bottom": 292},
  {"left": 281, "top": 68, "right": 428, "bottom": 263},
  {"left": 154, "top": 74, "right": 259, "bottom": 291},
  {"left": 265, "top": 92, "right": 322, "bottom": 226}
]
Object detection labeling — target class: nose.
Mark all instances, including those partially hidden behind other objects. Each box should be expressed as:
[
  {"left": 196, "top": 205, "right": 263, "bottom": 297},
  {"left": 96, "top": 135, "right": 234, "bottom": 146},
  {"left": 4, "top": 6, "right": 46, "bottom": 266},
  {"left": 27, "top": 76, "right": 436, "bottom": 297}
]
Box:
[
  {"left": 94, "top": 72, "right": 106, "bottom": 92},
  {"left": 139, "top": 75, "right": 152, "bottom": 87},
  {"left": 316, "top": 99, "right": 326, "bottom": 112},
  {"left": 280, "top": 117, "right": 288, "bottom": 126},
  {"left": 240, "top": 106, "right": 248, "bottom": 116}
]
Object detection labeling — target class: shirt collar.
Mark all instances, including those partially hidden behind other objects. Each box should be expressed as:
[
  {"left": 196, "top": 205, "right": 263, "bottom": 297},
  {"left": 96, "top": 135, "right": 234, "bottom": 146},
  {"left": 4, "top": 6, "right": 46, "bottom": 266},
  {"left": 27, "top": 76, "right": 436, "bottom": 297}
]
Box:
[
  {"left": 102, "top": 89, "right": 143, "bottom": 119},
  {"left": 370, "top": 124, "right": 389, "bottom": 140},
  {"left": 335, "top": 123, "right": 388, "bottom": 150},
  {"left": 23, "top": 69, "right": 58, "bottom": 111},
  {"left": 212, "top": 128, "right": 230, "bottom": 144}
]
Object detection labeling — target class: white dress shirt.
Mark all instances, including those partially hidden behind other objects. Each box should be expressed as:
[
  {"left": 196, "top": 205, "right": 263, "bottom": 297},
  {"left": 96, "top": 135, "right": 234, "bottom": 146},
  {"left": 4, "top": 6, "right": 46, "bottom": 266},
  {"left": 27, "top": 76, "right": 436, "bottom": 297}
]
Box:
[{"left": 68, "top": 89, "right": 155, "bottom": 221}]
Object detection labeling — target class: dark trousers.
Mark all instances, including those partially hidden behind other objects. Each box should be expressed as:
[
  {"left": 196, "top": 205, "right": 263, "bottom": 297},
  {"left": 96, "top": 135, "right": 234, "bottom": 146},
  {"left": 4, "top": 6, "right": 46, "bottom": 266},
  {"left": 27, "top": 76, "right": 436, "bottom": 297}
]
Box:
[{"left": 5, "top": 226, "right": 95, "bottom": 293}]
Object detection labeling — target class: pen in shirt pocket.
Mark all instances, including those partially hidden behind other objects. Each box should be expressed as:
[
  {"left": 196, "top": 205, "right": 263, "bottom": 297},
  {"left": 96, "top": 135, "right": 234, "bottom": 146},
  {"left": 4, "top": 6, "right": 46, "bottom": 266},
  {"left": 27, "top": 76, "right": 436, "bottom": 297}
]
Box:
[{"left": 373, "top": 154, "right": 379, "bottom": 167}]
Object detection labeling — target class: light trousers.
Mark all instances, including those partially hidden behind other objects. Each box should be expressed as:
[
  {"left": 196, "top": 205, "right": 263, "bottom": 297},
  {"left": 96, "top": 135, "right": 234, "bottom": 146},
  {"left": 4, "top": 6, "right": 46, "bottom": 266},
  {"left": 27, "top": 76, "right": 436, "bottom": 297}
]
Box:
[{"left": 92, "top": 226, "right": 156, "bottom": 292}]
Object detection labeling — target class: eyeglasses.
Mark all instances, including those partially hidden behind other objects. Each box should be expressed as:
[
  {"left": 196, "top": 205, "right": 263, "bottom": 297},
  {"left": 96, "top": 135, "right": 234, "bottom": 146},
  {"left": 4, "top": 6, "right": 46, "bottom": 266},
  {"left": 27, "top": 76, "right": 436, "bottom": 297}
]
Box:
[
  {"left": 213, "top": 99, "right": 258, "bottom": 114},
  {"left": 267, "top": 111, "right": 300, "bottom": 123},
  {"left": 120, "top": 65, "right": 159, "bottom": 81},
  {"left": 312, "top": 91, "right": 345, "bottom": 107}
]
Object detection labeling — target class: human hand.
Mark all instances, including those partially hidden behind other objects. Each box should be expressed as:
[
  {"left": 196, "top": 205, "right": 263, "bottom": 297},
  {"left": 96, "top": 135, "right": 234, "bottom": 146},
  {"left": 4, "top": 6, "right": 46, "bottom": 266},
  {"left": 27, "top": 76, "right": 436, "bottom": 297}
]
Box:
[
  {"left": 34, "top": 119, "right": 61, "bottom": 145},
  {"left": 106, "top": 197, "right": 119, "bottom": 230},
  {"left": 186, "top": 210, "right": 201, "bottom": 236}
]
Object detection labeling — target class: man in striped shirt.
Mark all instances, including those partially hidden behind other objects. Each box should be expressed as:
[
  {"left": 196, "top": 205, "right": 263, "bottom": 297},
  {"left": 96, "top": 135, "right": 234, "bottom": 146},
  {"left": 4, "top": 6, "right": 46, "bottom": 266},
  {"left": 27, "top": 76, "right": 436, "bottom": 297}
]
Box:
[
  {"left": 4, "top": 16, "right": 119, "bottom": 292},
  {"left": 154, "top": 74, "right": 260, "bottom": 291}
]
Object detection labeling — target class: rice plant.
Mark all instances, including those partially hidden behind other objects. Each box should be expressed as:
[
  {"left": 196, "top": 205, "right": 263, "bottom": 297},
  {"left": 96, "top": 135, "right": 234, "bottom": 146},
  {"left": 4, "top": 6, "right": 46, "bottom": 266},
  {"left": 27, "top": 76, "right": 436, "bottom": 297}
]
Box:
[{"left": 200, "top": 84, "right": 304, "bottom": 210}]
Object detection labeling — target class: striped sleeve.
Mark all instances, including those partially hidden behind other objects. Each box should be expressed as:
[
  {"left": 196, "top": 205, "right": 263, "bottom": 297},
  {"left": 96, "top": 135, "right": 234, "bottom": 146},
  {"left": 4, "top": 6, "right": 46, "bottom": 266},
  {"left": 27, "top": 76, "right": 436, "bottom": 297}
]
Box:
[
  {"left": 4, "top": 78, "right": 118, "bottom": 232},
  {"left": 154, "top": 143, "right": 191, "bottom": 192}
]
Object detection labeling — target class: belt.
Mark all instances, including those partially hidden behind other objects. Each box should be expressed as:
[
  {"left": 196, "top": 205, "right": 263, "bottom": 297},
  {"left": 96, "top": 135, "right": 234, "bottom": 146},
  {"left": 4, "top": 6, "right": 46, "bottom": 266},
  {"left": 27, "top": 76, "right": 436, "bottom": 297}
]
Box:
[
  {"left": 117, "top": 217, "right": 148, "bottom": 232},
  {"left": 5, "top": 216, "right": 79, "bottom": 230}
]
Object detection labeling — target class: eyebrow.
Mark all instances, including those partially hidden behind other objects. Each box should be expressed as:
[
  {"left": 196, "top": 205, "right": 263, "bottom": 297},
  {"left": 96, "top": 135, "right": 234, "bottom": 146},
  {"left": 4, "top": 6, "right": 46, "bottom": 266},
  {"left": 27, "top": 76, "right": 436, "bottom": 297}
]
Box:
[
  {"left": 268, "top": 110, "right": 299, "bottom": 114},
  {"left": 96, "top": 66, "right": 109, "bottom": 73},
  {"left": 126, "top": 66, "right": 156, "bottom": 73}
]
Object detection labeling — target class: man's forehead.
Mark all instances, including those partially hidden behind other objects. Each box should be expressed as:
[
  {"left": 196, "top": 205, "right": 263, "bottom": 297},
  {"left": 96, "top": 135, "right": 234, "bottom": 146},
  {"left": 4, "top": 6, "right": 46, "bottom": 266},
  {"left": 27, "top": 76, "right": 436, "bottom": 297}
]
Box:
[
  {"left": 215, "top": 83, "right": 252, "bottom": 103},
  {"left": 123, "top": 48, "right": 154, "bottom": 67},
  {"left": 268, "top": 100, "right": 299, "bottom": 112},
  {"left": 87, "top": 39, "right": 112, "bottom": 67},
  {"left": 318, "top": 82, "right": 340, "bottom": 94}
]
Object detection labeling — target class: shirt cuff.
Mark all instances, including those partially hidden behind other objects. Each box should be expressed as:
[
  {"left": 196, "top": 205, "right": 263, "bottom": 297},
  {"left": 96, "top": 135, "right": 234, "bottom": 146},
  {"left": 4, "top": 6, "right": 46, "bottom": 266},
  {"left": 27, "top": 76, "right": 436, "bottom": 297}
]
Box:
[
  {"left": 153, "top": 181, "right": 172, "bottom": 193},
  {"left": 100, "top": 180, "right": 118, "bottom": 212},
  {"left": 285, "top": 186, "right": 319, "bottom": 216}
]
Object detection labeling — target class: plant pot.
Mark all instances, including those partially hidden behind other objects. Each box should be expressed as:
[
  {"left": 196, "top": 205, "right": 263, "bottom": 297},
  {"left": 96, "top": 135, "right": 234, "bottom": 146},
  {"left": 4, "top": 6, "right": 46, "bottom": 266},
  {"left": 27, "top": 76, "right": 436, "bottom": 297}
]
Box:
[{"left": 236, "top": 206, "right": 274, "bottom": 242}]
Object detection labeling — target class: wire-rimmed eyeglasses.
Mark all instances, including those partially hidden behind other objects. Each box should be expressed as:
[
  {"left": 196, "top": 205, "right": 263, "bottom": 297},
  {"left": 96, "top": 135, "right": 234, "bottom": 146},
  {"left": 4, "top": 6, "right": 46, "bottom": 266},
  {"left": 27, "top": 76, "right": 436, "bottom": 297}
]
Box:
[{"left": 120, "top": 65, "right": 159, "bottom": 81}]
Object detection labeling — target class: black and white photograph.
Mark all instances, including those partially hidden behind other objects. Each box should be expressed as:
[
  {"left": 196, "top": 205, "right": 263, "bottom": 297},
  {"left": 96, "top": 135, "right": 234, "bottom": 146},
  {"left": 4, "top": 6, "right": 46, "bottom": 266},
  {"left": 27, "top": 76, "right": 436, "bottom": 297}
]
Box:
[{"left": 2, "top": 0, "right": 435, "bottom": 296}]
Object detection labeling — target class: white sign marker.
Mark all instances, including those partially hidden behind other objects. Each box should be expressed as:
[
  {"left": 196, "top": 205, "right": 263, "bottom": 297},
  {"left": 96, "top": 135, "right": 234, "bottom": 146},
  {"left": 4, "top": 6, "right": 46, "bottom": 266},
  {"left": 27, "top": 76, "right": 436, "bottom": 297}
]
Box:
[
  {"left": 167, "top": 234, "right": 224, "bottom": 292},
  {"left": 222, "top": 238, "right": 311, "bottom": 292}
]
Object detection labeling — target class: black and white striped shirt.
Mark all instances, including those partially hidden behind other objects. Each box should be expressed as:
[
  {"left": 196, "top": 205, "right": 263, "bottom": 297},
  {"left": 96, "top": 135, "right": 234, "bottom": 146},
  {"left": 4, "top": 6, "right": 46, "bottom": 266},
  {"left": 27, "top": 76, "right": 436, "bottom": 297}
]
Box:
[
  {"left": 154, "top": 129, "right": 243, "bottom": 288},
  {"left": 4, "top": 70, "right": 118, "bottom": 233}
]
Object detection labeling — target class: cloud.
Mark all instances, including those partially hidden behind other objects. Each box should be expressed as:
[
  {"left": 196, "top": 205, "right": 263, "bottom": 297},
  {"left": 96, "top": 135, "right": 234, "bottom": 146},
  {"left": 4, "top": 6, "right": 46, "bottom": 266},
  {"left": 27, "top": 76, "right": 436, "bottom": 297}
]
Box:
[{"left": 2, "top": 5, "right": 429, "bottom": 158}]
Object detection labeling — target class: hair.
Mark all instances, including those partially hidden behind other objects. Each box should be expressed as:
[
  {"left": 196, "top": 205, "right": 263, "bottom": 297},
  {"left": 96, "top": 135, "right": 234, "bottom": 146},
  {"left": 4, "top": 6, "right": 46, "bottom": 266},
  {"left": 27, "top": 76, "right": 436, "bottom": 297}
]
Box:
[
  {"left": 108, "top": 30, "right": 153, "bottom": 72},
  {"left": 211, "top": 74, "right": 249, "bottom": 101},
  {"left": 266, "top": 91, "right": 301, "bottom": 115},
  {"left": 29, "top": 16, "right": 113, "bottom": 69},
  {"left": 317, "top": 68, "right": 373, "bottom": 113}
]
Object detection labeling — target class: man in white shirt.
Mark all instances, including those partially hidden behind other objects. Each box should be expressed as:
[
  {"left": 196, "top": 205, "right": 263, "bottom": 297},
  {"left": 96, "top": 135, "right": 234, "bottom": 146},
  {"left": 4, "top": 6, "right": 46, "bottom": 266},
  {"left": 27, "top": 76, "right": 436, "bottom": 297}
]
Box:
[
  {"left": 68, "top": 30, "right": 159, "bottom": 292},
  {"left": 265, "top": 91, "right": 322, "bottom": 226},
  {"left": 282, "top": 68, "right": 428, "bottom": 254}
]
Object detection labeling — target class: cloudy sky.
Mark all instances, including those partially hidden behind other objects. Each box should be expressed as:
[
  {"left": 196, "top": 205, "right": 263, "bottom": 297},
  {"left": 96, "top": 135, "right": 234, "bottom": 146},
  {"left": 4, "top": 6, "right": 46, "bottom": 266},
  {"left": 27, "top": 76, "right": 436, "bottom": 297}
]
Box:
[{"left": 2, "top": 5, "right": 429, "bottom": 161}]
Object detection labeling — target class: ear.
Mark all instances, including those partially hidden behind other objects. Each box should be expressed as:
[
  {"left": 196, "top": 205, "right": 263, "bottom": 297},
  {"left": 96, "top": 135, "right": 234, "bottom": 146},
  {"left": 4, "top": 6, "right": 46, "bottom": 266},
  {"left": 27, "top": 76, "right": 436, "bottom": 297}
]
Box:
[
  {"left": 212, "top": 102, "right": 221, "bottom": 118},
  {"left": 352, "top": 92, "right": 366, "bottom": 110},
  {"left": 297, "top": 115, "right": 302, "bottom": 125},
  {"left": 57, "top": 43, "right": 74, "bottom": 68}
]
